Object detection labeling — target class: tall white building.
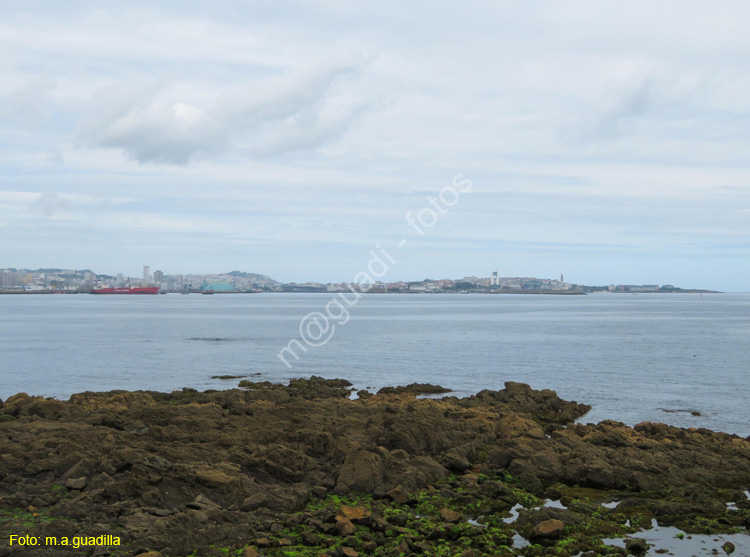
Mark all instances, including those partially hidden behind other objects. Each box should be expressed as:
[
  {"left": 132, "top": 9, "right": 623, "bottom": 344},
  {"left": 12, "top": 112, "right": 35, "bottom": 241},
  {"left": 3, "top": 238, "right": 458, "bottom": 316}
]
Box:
[
  {"left": 1, "top": 270, "right": 17, "bottom": 288},
  {"left": 143, "top": 266, "right": 150, "bottom": 286},
  {"left": 491, "top": 270, "right": 499, "bottom": 286}
]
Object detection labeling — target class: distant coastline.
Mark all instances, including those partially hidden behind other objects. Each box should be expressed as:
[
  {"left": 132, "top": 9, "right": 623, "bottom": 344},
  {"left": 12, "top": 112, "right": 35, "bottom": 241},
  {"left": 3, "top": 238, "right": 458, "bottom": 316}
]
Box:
[
  {"left": 0, "top": 288, "right": 721, "bottom": 295},
  {"left": 2, "top": 267, "right": 726, "bottom": 295}
]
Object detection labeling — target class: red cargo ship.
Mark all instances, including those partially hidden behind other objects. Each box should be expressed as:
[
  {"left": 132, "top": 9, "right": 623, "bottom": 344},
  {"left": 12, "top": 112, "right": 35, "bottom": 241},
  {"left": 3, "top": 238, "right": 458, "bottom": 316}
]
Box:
[{"left": 90, "top": 286, "right": 160, "bottom": 295}]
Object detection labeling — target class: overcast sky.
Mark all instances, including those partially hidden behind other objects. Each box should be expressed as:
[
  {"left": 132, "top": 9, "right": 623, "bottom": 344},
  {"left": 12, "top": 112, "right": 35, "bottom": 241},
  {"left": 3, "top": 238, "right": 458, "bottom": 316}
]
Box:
[{"left": 1, "top": 1, "right": 749, "bottom": 290}]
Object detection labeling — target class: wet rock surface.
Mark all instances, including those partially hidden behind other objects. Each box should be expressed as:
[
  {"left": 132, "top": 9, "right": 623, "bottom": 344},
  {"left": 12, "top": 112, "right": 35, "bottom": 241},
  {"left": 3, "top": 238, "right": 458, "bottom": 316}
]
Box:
[
  {"left": 375, "top": 383, "right": 452, "bottom": 396},
  {"left": 0, "top": 376, "right": 748, "bottom": 556}
]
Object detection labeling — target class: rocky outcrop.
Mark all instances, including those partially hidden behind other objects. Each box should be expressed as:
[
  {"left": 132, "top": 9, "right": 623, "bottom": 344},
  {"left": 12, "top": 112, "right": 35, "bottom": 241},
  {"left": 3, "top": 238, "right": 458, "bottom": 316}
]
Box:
[
  {"left": 376, "top": 383, "right": 452, "bottom": 396},
  {"left": 0, "top": 377, "right": 748, "bottom": 556}
]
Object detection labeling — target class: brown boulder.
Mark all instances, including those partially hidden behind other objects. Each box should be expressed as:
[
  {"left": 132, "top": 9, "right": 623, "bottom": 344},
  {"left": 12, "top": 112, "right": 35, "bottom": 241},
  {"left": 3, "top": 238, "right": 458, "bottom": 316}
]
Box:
[
  {"left": 439, "top": 508, "right": 462, "bottom": 523},
  {"left": 65, "top": 476, "right": 87, "bottom": 490},
  {"left": 531, "top": 518, "right": 564, "bottom": 539},
  {"left": 385, "top": 485, "right": 409, "bottom": 503},
  {"left": 335, "top": 450, "right": 383, "bottom": 494},
  {"left": 189, "top": 494, "right": 222, "bottom": 510},
  {"left": 194, "top": 464, "right": 240, "bottom": 486},
  {"left": 335, "top": 516, "right": 356, "bottom": 536},
  {"left": 338, "top": 505, "right": 371, "bottom": 522},
  {"left": 241, "top": 492, "right": 269, "bottom": 512}
]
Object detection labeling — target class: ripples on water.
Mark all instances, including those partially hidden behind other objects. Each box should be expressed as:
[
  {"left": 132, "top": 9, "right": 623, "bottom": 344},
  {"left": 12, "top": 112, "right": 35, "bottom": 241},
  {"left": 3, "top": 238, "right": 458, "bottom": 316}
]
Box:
[{"left": 1, "top": 293, "right": 748, "bottom": 436}]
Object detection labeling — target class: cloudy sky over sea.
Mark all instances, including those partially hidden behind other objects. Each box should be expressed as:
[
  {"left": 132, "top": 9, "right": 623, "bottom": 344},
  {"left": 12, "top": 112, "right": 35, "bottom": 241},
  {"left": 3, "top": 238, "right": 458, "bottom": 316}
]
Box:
[{"left": 1, "top": 1, "right": 749, "bottom": 290}]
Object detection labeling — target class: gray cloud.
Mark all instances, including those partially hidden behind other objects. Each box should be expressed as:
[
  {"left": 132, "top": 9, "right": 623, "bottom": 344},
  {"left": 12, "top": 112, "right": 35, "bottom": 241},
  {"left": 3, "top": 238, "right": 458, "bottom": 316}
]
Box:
[
  {"left": 0, "top": 78, "right": 56, "bottom": 124},
  {"left": 563, "top": 75, "right": 707, "bottom": 145},
  {"left": 595, "top": 80, "right": 654, "bottom": 139},
  {"left": 251, "top": 99, "right": 371, "bottom": 157},
  {"left": 33, "top": 191, "right": 69, "bottom": 218}
]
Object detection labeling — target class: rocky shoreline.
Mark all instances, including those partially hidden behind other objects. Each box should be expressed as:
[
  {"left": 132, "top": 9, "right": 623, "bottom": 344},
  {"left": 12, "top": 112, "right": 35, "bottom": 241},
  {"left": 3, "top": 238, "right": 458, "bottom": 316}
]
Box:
[{"left": 1, "top": 377, "right": 749, "bottom": 556}]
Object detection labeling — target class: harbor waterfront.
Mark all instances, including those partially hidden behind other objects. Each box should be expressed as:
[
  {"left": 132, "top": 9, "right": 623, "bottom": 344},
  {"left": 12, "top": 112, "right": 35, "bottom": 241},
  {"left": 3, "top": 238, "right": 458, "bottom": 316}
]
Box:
[{"left": 1, "top": 292, "right": 748, "bottom": 437}]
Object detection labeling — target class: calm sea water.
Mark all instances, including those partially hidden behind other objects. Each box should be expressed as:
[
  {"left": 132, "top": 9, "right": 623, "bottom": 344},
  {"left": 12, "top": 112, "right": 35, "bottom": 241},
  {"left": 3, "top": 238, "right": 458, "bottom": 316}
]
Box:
[{"left": 1, "top": 293, "right": 748, "bottom": 436}]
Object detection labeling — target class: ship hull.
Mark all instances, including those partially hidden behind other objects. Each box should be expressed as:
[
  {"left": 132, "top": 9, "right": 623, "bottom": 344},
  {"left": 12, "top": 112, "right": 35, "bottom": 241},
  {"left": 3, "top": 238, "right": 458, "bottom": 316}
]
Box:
[{"left": 90, "top": 287, "right": 160, "bottom": 295}]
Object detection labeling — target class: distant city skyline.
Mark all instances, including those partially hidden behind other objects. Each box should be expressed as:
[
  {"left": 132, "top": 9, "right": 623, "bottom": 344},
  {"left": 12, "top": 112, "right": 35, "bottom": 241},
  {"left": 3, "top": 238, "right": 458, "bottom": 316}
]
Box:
[
  {"left": 2, "top": 2, "right": 749, "bottom": 292},
  {"left": 0, "top": 265, "right": 719, "bottom": 294}
]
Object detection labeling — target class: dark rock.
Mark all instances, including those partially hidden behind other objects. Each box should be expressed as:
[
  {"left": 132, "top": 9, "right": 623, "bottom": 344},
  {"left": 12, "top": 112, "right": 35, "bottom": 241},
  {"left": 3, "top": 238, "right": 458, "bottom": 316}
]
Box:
[
  {"left": 370, "top": 517, "right": 390, "bottom": 533},
  {"left": 309, "top": 485, "right": 328, "bottom": 498},
  {"left": 388, "top": 513, "right": 408, "bottom": 527},
  {"left": 516, "top": 507, "right": 583, "bottom": 527},
  {"left": 443, "top": 450, "right": 471, "bottom": 473},
  {"left": 300, "top": 531, "right": 319, "bottom": 546},
  {"left": 625, "top": 538, "right": 649, "bottom": 555},
  {"left": 377, "top": 383, "right": 452, "bottom": 396}
]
